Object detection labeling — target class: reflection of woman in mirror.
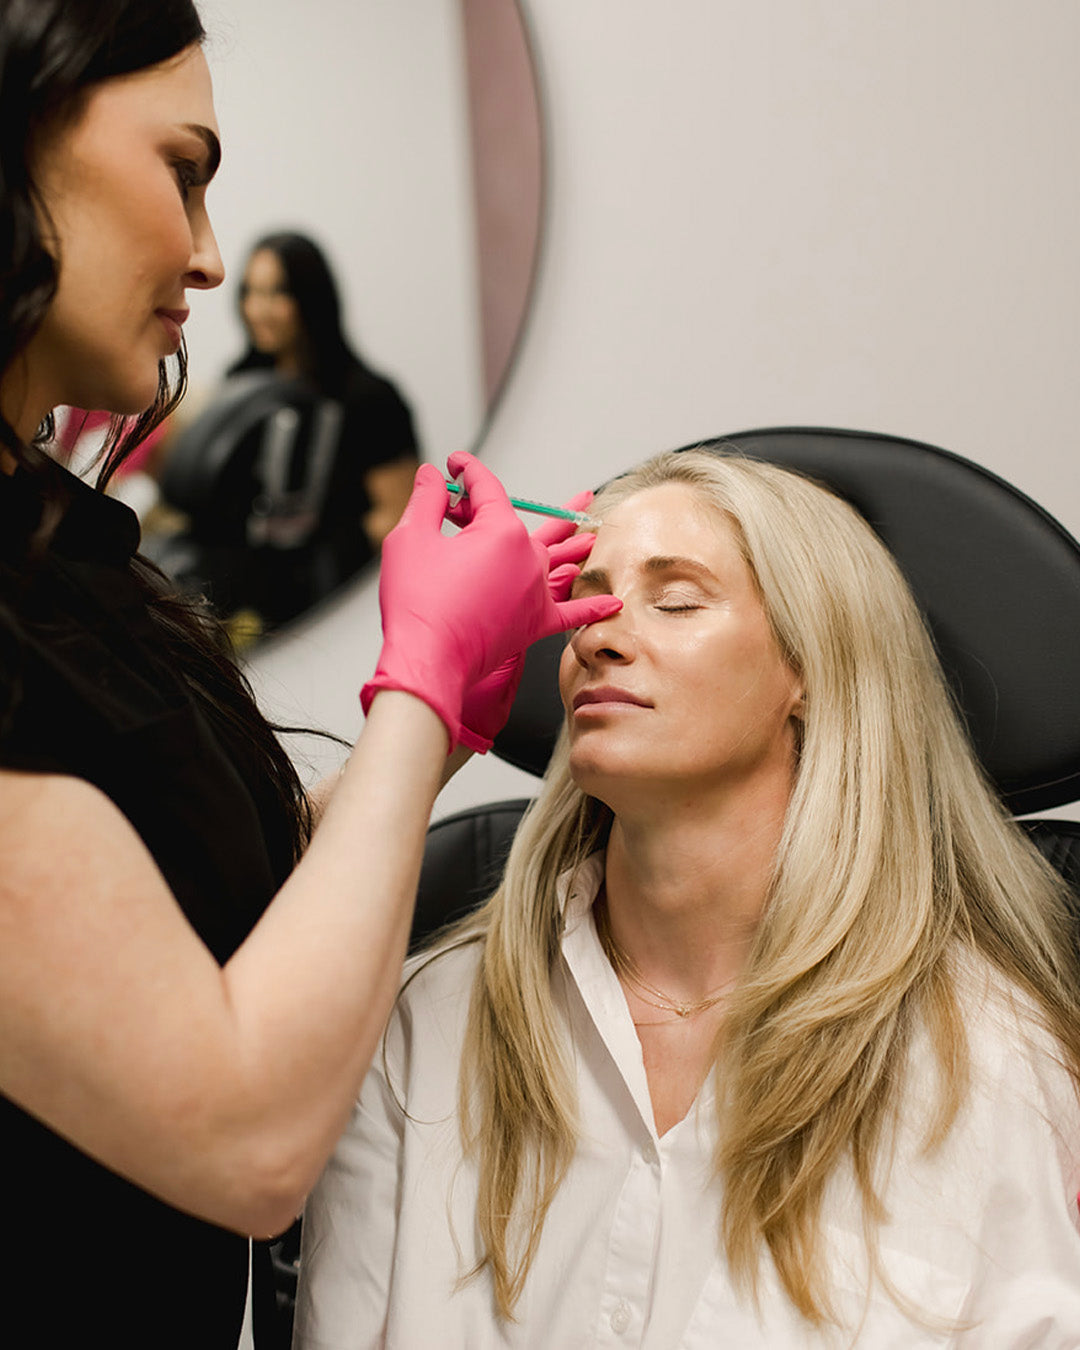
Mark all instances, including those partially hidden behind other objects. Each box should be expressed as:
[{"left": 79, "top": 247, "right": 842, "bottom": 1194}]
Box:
[
  {"left": 149, "top": 230, "right": 421, "bottom": 635},
  {"left": 231, "top": 231, "right": 420, "bottom": 556},
  {"left": 294, "top": 450, "right": 1080, "bottom": 1347}
]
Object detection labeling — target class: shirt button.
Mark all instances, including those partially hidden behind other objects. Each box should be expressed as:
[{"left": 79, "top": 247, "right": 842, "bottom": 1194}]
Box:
[
  {"left": 610, "top": 1300, "right": 632, "bottom": 1334},
  {"left": 642, "top": 1140, "right": 658, "bottom": 1166}
]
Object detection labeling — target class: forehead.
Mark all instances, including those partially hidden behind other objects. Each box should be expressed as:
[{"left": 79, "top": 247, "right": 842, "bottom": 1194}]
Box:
[
  {"left": 590, "top": 481, "right": 743, "bottom": 571},
  {"left": 244, "top": 249, "right": 288, "bottom": 286},
  {"left": 67, "top": 43, "right": 218, "bottom": 148}
]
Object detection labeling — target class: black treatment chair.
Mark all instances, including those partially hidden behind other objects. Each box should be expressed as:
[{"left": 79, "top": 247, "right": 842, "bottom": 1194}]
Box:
[
  {"left": 267, "top": 426, "right": 1080, "bottom": 1337},
  {"left": 146, "top": 370, "right": 368, "bottom": 629}
]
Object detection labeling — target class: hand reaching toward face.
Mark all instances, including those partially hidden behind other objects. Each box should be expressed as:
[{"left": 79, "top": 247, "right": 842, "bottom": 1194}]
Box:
[
  {"left": 457, "top": 491, "right": 601, "bottom": 753},
  {"left": 361, "top": 454, "right": 619, "bottom": 750}
]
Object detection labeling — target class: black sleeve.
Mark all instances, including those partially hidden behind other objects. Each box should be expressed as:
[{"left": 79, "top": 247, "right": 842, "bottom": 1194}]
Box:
[{"left": 340, "top": 373, "right": 420, "bottom": 474}]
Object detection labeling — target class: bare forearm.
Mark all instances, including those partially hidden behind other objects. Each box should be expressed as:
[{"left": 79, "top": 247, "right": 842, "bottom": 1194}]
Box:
[
  {"left": 0, "top": 694, "right": 447, "bottom": 1238},
  {"left": 213, "top": 692, "right": 446, "bottom": 1227},
  {"left": 307, "top": 738, "right": 471, "bottom": 831}
]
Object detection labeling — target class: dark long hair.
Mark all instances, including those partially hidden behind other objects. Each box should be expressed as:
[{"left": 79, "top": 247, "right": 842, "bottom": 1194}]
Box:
[
  {"left": 0, "top": 0, "right": 203, "bottom": 480},
  {"left": 229, "top": 230, "right": 373, "bottom": 395},
  {"left": 0, "top": 0, "right": 313, "bottom": 862}
]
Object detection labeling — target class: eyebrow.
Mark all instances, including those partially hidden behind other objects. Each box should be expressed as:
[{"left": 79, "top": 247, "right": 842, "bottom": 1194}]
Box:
[
  {"left": 180, "top": 123, "right": 221, "bottom": 182},
  {"left": 574, "top": 556, "right": 718, "bottom": 591}
]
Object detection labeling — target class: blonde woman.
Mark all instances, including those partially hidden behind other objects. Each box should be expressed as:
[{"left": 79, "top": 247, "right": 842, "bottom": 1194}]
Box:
[{"left": 293, "top": 450, "right": 1080, "bottom": 1347}]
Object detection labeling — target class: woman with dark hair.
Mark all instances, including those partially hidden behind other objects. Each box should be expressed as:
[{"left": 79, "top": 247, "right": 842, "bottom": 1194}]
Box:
[
  {"left": 230, "top": 231, "right": 419, "bottom": 559},
  {"left": 151, "top": 230, "right": 419, "bottom": 629},
  {"left": 0, "top": 1, "right": 617, "bottom": 1344}
]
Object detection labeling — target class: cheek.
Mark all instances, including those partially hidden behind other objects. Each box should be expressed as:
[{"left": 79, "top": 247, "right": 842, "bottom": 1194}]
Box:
[
  {"left": 158, "top": 206, "right": 195, "bottom": 275},
  {"left": 116, "top": 173, "right": 192, "bottom": 278},
  {"left": 557, "top": 644, "right": 579, "bottom": 711}
]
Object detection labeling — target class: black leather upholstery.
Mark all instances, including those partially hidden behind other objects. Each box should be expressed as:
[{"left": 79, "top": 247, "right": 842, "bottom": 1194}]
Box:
[
  {"left": 1021, "top": 819, "right": 1080, "bottom": 924},
  {"left": 410, "top": 799, "right": 533, "bottom": 950},
  {"left": 703, "top": 428, "right": 1080, "bottom": 816}
]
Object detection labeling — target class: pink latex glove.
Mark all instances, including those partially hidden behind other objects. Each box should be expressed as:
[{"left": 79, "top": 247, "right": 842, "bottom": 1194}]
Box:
[
  {"left": 360, "top": 453, "right": 621, "bottom": 751},
  {"left": 457, "top": 491, "right": 601, "bottom": 754}
]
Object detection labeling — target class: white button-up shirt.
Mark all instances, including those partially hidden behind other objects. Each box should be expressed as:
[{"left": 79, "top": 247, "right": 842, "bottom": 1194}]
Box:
[{"left": 293, "top": 856, "right": 1080, "bottom": 1348}]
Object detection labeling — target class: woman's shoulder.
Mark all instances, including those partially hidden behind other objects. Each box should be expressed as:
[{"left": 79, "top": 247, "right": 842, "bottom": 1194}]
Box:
[
  {"left": 375, "top": 938, "right": 484, "bottom": 1099},
  {"left": 952, "top": 951, "right": 1080, "bottom": 1147},
  {"left": 390, "top": 938, "right": 484, "bottom": 1036}
]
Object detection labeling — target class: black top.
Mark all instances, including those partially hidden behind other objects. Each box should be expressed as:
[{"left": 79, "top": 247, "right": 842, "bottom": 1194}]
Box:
[
  {"left": 154, "top": 364, "right": 419, "bottom": 625},
  {"left": 0, "top": 465, "right": 293, "bottom": 1345}
]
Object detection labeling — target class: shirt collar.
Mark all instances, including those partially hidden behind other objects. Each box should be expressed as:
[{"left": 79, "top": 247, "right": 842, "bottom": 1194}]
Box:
[
  {"left": 557, "top": 851, "right": 606, "bottom": 928},
  {"left": 1, "top": 461, "right": 140, "bottom": 565},
  {"left": 555, "top": 849, "right": 719, "bottom": 1142},
  {"left": 556, "top": 851, "right": 661, "bottom": 1138}
]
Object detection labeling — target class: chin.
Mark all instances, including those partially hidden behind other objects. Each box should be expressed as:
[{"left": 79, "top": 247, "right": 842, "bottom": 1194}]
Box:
[
  {"left": 111, "top": 366, "right": 166, "bottom": 416},
  {"left": 568, "top": 744, "right": 634, "bottom": 797}
]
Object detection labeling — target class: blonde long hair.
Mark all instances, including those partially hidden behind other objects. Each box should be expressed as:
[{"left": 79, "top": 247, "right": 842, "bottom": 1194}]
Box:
[{"left": 445, "top": 449, "right": 1080, "bottom": 1322}]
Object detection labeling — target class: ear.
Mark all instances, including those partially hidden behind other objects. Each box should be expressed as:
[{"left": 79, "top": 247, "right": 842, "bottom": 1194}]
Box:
[{"left": 788, "top": 679, "right": 806, "bottom": 721}]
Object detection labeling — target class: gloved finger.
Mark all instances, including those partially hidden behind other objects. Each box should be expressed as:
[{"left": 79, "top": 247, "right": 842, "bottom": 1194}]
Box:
[
  {"left": 546, "top": 593, "right": 623, "bottom": 635},
  {"left": 528, "top": 490, "right": 596, "bottom": 548},
  {"left": 546, "top": 533, "right": 596, "bottom": 569},
  {"left": 395, "top": 462, "right": 456, "bottom": 534},
  {"left": 563, "top": 488, "right": 595, "bottom": 513},
  {"left": 445, "top": 450, "right": 516, "bottom": 524},
  {"left": 547, "top": 562, "right": 581, "bottom": 602}
]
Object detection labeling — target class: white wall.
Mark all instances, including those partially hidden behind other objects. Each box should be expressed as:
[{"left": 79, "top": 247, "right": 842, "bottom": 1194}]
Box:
[{"left": 235, "top": 0, "right": 1080, "bottom": 819}]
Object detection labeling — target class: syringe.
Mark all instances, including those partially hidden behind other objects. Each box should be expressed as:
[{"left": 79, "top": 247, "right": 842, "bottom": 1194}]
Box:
[{"left": 444, "top": 480, "right": 601, "bottom": 529}]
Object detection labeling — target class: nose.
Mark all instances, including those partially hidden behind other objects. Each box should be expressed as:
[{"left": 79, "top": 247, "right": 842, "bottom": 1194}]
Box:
[
  {"left": 185, "top": 208, "right": 225, "bottom": 291},
  {"left": 569, "top": 607, "right": 634, "bottom": 668}
]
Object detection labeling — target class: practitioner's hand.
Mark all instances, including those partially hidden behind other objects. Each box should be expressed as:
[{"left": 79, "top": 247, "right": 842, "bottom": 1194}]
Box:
[
  {"left": 361, "top": 456, "right": 619, "bottom": 750},
  {"left": 458, "top": 493, "right": 599, "bottom": 754}
]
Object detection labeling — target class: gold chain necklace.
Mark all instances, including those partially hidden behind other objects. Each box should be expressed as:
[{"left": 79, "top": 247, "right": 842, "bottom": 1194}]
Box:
[{"left": 594, "top": 896, "right": 732, "bottom": 1020}]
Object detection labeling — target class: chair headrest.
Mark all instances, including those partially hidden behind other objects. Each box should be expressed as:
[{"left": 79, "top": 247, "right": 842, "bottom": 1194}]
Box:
[
  {"left": 493, "top": 427, "right": 1080, "bottom": 815},
  {"left": 159, "top": 371, "right": 320, "bottom": 512}
]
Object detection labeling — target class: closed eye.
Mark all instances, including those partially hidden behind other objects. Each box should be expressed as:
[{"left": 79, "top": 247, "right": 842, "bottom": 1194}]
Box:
[{"left": 171, "top": 157, "right": 202, "bottom": 202}]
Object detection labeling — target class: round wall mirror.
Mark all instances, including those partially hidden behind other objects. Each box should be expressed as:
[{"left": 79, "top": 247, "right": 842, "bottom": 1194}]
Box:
[{"left": 119, "top": 0, "right": 543, "bottom": 647}]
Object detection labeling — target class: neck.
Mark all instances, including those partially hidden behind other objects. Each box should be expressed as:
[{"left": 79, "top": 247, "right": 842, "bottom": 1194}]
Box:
[{"left": 601, "top": 773, "right": 790, "bottom": 1002}]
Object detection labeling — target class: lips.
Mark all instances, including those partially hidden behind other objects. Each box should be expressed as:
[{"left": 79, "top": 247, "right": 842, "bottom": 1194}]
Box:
[
  {"left": 572, "top": 686, "right": 651, "bottom": 711},
  {"left": 156, "top": 307, "right": 189, "bottom": 350}
]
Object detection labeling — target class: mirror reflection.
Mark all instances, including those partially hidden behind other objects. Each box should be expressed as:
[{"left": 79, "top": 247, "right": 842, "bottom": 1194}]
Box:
[
  {"left": 143, "top": 232, "right": 422, "bottom": 639},
  {"left": 55, "top": 0, "right": 543, "bottom": 650}
]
